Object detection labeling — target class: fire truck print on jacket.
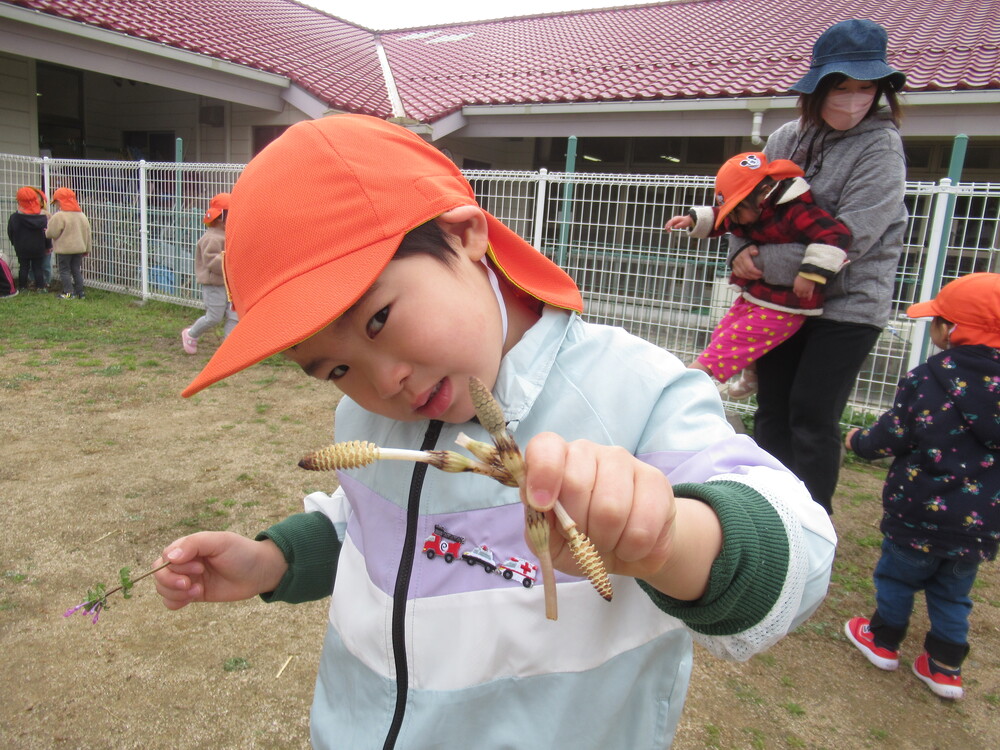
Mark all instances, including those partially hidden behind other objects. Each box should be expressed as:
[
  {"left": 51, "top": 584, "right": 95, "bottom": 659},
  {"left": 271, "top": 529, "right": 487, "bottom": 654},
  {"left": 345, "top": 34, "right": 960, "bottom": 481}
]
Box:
[{"left": 423, "top": 524, "right": 540, "bottom": 588}]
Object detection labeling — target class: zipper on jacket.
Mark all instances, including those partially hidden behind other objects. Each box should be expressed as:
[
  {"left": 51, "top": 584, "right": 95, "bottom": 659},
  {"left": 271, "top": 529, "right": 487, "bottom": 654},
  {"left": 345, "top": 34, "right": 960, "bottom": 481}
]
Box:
[{"left": 382, "top": 419, "right": 443, "bottom": 750}]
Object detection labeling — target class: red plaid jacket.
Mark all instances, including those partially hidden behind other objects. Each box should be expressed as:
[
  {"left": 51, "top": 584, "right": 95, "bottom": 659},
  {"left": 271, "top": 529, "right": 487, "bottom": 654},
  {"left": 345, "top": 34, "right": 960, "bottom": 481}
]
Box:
[{"left": 713, "top": 179, "right": 851, "bottom": 312}]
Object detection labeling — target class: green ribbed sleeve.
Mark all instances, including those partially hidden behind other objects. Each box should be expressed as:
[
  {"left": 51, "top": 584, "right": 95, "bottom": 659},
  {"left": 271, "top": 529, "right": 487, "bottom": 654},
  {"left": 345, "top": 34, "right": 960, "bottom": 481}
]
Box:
[
  {"left": 255, "top": 511, "right": 341, "bottom": 604},
  {"left": 637, "top": 480, "right": 789, "bottom": 636}
]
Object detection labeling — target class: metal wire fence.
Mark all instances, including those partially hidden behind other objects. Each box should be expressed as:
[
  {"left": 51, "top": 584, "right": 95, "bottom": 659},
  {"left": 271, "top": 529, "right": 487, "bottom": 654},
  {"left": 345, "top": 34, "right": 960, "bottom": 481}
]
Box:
[{"left": 3, "top": 154, "right": 999, "bottom": 425}]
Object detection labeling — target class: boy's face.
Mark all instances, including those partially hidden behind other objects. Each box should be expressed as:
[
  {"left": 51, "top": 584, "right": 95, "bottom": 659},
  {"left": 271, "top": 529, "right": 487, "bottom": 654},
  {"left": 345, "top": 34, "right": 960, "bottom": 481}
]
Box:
[{"left": 283, "top": 244, "right": 506, "bottom": 424}]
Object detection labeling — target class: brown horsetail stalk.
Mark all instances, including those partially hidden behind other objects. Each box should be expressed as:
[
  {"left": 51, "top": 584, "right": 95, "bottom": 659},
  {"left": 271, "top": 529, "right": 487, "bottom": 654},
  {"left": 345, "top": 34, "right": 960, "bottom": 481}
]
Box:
[
  {"left": 299, "top": 440, "right": 513, "bottom": 485},
  {"left": 297, "top": 379, "right": 614, "bottom": 620},
  {"left": 456, "top": 431, "right": 612, "bottom": 602}
]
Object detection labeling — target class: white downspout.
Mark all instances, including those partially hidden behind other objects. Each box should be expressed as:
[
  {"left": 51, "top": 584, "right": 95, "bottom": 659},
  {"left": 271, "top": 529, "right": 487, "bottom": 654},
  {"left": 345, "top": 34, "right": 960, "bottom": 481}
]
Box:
[{"left": 750, "top": 111, "right": 764, "bottom": 146}]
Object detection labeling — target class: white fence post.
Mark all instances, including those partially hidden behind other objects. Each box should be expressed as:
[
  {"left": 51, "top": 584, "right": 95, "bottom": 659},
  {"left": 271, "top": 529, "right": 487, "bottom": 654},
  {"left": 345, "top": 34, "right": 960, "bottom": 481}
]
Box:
[
  {"left": 909, "top": 177, "right": 954, "bottom": 370},
  {"left": 532, "top": 168, "right": 548, "bottom": 251},
  {"left": 139, "top": 160, "right": 150, "bottom": 302},
  {"left": 42, "top": 156, "right": 51, "bottom": 197}
]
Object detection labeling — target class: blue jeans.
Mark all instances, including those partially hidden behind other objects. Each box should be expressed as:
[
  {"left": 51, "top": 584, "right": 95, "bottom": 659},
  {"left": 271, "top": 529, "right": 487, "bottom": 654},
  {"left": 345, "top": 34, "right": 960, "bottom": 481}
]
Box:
[{"left": 873, "top": 539, "right": 978, "bottom": 651}]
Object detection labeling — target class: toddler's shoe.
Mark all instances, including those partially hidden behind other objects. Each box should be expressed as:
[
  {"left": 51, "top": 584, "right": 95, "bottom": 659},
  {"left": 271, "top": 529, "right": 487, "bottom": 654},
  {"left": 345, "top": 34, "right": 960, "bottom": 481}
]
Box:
[
  {"left": 181, "top": 327, "right": 198, "bottom": 354},
  {"left": 845, "top": 617, "right": 899, "bottom": 670},
  {"left": 912, "top": 652, "right": 963, "bottom": 699},
  {"left": 726, "top": 370, "right": 758, "bottom": 399}
]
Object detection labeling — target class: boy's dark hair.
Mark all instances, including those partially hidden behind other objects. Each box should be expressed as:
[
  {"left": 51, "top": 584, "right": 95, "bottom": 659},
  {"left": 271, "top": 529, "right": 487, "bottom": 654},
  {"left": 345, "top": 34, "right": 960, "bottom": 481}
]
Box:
[
  {"left": 798, "top": 74, "right": 902, "bottom": 128},
  {"left": 395, "top": 218, "right": 459, "bottom": 265}
]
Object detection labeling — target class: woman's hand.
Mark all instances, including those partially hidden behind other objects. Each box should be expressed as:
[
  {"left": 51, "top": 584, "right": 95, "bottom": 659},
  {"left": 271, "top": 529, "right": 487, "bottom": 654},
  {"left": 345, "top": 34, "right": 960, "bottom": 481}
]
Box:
[{"left": 731, "top": 244, "right": 763, "bottom": 280}]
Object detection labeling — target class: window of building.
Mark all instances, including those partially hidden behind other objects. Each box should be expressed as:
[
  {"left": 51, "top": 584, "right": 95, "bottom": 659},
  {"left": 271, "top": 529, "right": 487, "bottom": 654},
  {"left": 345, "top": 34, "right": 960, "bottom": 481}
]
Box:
[
  {"left": 37, "top": 63, "right": 84, "bottom": 158},
  {"left": 253, "top": 125, "right": 290, "bottom": 155}
]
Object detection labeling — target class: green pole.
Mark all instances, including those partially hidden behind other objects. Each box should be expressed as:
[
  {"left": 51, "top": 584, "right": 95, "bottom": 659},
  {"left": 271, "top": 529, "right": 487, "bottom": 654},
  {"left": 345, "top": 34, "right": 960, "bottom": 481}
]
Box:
[{"left": 557, "top": 135, "right": 577, "bottom": 267}]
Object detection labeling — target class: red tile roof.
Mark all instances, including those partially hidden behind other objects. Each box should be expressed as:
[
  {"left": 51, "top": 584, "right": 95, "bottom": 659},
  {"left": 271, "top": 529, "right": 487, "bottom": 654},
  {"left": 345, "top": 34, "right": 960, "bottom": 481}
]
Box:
[
  {"left": 7, "top": 0, "right": 392, "bottom": 116},
  {"left": 5, "top": 0, "right": 1000, "bottom": 123}
]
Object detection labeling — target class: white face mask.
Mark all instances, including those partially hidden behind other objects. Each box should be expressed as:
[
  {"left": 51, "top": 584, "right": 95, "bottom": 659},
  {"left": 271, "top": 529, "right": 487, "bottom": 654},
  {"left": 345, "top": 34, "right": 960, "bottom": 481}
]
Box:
[{"left": 821, "top": 90, "right": 877, "bottom": 130}]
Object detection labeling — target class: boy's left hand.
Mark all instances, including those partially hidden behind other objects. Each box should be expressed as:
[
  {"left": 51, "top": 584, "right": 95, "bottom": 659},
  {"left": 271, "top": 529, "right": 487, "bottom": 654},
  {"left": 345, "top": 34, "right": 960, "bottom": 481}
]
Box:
[
  {"left": 844, "top": 428, "right": 859, "bottom": 451},
  {"left": 522, "top": 433, "right": 722, "bottom": 601}
]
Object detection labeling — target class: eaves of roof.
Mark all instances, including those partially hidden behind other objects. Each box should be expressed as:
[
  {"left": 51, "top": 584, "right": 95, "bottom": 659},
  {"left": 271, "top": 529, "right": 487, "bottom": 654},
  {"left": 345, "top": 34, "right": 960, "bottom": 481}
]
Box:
[{"left": 2, "top": 0, "right": 999, "bottom": 126}]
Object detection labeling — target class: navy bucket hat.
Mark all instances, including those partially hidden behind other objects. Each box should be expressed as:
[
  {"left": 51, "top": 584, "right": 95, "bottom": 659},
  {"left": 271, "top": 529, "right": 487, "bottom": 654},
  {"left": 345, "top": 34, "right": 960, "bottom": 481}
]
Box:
[{"left": 792, "top": 19, "right": 906, "bottom": 94}]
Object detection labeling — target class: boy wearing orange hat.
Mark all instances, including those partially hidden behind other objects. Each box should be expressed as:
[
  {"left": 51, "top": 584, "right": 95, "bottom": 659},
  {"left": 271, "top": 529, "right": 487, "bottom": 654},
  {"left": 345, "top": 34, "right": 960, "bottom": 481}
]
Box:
[
  {"left": 152, "top": 115, "right": 835, "bottom": 750},
  {"left": 666, "top": 152, "right": 850, "bottom": 397},
  {"left": 6, "top": 186, "right": 51, "bottom": 292},
  {"left": 181, "top": 193, "right": 237, "bottom": 353},
  {"left": 46, "top": 187, "right": 92, "bottom": 299},
  {"left": 844, "top": 273, "right": 1000, "bottom": 700}
]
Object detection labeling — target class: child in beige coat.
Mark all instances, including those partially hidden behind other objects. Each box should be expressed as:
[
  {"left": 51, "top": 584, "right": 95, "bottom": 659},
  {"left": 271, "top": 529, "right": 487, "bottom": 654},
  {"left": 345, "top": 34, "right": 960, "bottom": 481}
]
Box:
[{"left": 46, "top": 187, "right": 92, "bottom": 299}]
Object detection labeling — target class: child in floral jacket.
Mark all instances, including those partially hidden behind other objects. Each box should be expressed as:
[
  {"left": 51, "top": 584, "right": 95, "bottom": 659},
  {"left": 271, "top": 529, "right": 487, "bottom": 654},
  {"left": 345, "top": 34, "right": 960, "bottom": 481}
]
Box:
[{"left": 844, "top": 273, "right": 1000, "bottom": 700}]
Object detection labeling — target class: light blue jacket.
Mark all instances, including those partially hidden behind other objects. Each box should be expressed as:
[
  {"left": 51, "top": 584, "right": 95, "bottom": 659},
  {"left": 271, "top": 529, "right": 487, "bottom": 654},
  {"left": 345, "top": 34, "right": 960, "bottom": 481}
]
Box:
[{"left": 263, "top": 309, "right": 837, "bottom": 749}]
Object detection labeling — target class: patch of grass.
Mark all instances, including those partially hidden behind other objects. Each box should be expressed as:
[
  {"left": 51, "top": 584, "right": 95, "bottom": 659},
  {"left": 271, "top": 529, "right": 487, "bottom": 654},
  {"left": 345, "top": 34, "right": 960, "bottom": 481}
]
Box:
[
  {"left": 223, "top": 657, "right": 251, "bottom": 672},
  {"left": 782, "top": 702, "right": 805, "bottom": 716},
  {"left": 3, "top": 570, "right": 32, "bottom": 584},
  {"left": 855, "top": 533, "right": 883, "bottom": 548},
  {"left": 703, "top": 723, "right": 722, "bottom": 749},
  {"left": 744, "top": 727, "right": 766, "bottom": 749},
  {"left": 0, "top": 289, "right": 195, "bottom": 353},
  {"left": 1, "top": 372, "right": 41, "bottom": 389},
  {"left": 830, "top": 560, "right": 874, "bottom": 594},
  {"left": 869, "top": 727, "right": 889, "bottom": 741},
  {"left": 728, "top": 678, "right": 764, "bottom": 705}
]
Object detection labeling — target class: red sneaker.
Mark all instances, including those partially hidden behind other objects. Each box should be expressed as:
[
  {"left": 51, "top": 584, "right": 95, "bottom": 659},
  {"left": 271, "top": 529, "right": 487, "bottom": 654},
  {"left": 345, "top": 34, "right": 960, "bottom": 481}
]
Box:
[
  {"left": 845, "top": 617, "right": 899, "bottom": 671},
  {"left": 912, "top": 652, "right": 963, "bottom": 699}
]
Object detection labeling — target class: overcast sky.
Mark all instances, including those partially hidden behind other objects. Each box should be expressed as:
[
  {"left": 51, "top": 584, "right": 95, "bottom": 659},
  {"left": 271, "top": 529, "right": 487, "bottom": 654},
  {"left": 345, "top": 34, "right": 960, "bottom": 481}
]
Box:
[{"left": 300, "top": 0, "right": 651, "bottom": 30}]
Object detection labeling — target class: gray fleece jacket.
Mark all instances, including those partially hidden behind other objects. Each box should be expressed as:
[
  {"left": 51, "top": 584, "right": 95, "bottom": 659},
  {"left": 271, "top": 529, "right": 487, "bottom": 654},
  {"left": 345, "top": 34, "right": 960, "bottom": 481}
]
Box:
[{"left": 730, "top": 115, "right": 906, "bottom": 328}]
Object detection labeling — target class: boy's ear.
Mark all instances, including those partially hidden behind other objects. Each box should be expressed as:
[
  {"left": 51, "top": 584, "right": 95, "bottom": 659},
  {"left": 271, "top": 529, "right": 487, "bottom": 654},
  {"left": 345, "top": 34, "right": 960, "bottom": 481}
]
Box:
[{"left": 435, "top": 205, "right": 489, "bottom": 261}]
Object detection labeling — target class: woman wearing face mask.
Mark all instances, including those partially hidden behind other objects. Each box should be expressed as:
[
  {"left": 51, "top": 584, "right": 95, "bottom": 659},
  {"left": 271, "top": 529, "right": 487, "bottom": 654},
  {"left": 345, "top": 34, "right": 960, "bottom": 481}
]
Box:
[{"left": 730, "top": 19, "right": 907, "bottom": 515}]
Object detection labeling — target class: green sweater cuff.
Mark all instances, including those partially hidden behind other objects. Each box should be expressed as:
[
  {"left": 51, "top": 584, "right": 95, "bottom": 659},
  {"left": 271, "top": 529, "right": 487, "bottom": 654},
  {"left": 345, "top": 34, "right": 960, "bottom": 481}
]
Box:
[
  {"left": 637, "top": 480, "right": 789, "bottom": 636},
  {"left": 255, "top": 511, "right": 340, "bottom": 604}
]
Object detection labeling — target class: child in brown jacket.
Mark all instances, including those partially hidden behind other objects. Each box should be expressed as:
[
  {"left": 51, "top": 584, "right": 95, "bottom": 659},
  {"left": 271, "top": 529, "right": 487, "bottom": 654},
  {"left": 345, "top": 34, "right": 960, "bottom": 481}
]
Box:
[
  {"left": 181, "top": 193, "right": 238, "bottom": 354},
  {"left": 46, "top": 187, "right": 92, "bottom": 299}
]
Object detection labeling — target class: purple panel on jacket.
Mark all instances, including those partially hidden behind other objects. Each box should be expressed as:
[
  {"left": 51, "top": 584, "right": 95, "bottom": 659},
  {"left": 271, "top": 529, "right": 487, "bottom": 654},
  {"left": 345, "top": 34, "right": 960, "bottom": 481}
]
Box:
[
  {"left": 639, "top": 434, "right": 793, "bottom": 484},
  {"left": 339, "top": 473, "right": 581, "bottom": 600}
]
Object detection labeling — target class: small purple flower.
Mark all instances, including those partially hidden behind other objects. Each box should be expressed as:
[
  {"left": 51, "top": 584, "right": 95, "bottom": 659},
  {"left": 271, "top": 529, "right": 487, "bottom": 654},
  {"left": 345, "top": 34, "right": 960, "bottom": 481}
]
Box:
[
  {"left": 63, "top": 602, "right": 90, "bottom": 618},
  {"left": 64, "top": 599, "right": 104, "bottom": 623}
]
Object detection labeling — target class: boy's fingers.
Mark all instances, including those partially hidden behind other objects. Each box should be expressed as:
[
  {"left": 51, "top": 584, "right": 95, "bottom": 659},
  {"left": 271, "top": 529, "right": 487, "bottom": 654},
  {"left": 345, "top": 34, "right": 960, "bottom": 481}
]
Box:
[{"left": 522, "top": 432, "right": 567, "bottom": 511}]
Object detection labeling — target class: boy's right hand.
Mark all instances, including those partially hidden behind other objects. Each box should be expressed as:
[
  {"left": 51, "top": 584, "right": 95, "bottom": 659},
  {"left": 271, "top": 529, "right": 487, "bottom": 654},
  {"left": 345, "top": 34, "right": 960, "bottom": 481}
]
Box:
[
  {"left": 153, "top": 532, "right": 288, "bottom": 610},
  {"left": 663, "top": 215, "right": 693, "bottom": 231}
]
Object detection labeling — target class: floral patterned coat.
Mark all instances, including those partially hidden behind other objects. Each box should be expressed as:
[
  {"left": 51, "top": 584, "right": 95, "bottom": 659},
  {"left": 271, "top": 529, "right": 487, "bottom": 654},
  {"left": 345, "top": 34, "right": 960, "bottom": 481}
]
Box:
[{"left": 850, "top": 344, "right": 1000, "bottom": 560}]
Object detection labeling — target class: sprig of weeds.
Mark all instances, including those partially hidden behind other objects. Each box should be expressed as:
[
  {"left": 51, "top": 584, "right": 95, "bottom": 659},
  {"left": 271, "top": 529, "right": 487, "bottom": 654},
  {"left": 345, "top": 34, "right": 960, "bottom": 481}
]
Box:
[{"left": 64, "top": 562, "right": 169, "bottom": 624}]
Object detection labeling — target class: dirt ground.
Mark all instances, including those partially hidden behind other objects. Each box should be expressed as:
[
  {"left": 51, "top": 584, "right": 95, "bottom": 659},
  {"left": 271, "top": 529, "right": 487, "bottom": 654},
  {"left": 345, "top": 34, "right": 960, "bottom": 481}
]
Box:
[{"left": 1, "top": 294, "right": 998, "bottom": 749}]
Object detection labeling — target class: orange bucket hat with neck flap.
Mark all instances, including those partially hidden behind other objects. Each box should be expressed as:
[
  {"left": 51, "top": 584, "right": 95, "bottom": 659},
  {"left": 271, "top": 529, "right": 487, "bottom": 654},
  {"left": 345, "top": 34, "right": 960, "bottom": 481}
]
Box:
[
  {"left": 907, "top": 272, "right": 1000, "bottom": 348},
  {"left": 712, "top": 152, "right": 804, "bottom": 228},
  {"left": 182, "top": 114, "right": 583, "bottom": 397}
]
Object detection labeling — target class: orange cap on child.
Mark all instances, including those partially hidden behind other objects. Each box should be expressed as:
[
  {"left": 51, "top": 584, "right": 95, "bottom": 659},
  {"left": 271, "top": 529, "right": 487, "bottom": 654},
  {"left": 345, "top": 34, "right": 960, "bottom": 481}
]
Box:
[
  {"left": 712, "top": 152, "right": 804, "bottom": 228},
  {"left": 182, "top": 114, "right": 582, "bottom": 397},
  {"left": 907, "top": 272, "right": 1000, "bottom": 348},
  {"left": 202, "top": 193, "right": 231, "bottom": 225}
]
